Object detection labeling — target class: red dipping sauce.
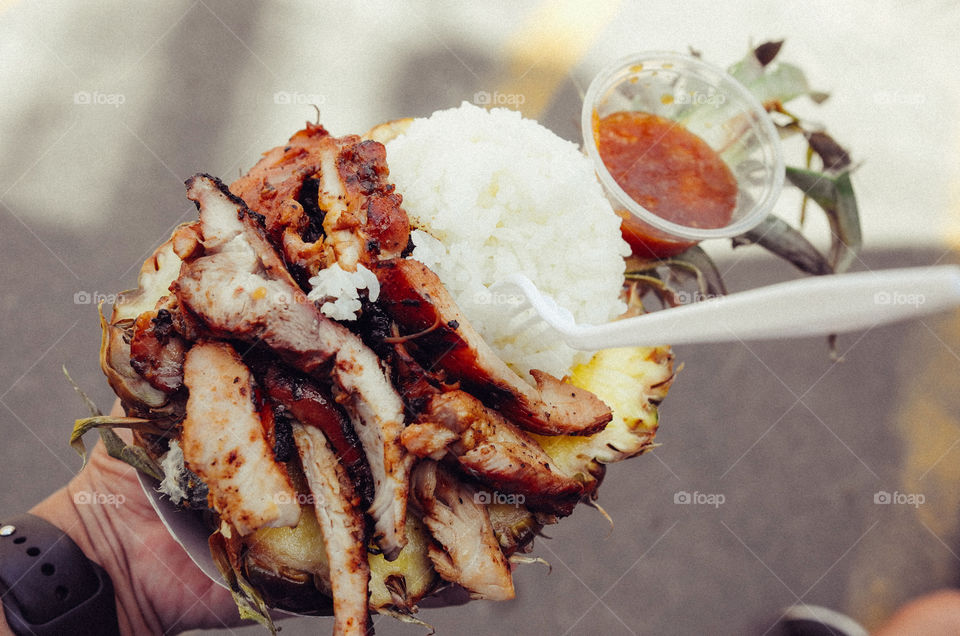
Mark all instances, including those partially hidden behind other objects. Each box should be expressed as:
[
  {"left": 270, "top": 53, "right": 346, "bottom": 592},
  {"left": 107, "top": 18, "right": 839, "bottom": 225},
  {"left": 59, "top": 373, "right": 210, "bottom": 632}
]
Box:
[{"left": 594, "top": 111, "right": 738, "bottom": 257}]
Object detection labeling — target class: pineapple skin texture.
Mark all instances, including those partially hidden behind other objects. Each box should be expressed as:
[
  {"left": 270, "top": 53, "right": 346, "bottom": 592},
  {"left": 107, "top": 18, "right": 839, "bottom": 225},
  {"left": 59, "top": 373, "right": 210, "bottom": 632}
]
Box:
[
  {"left": 249, "top": 507, "right": 436, "bottom": 611},
  {"left": 532, "top": 346, "right": 675, "bottom": 484}
]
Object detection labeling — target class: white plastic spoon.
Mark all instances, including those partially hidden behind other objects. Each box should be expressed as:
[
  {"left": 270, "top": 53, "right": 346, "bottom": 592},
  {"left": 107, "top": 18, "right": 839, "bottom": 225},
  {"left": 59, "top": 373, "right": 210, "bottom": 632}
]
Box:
[{"left": 493, "top": 265, "right": 960, "bottom": 350}]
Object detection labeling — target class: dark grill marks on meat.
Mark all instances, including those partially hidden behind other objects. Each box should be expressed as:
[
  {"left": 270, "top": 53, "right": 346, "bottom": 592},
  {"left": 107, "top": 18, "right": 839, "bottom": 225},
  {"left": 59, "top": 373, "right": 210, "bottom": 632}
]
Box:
[
  {"left": 255, "top": 362, "right": 375, "bottom": 506},
  {"left": 229, "top": 123, "right": 331, "bottom": 247},
  {"left": 272, "top": 411, "right": 296, "bottom": 463},
  {"left": 129, "top": 308, "right": 188, "bottom": 393},
  {"left": 152, "top": 308, "right": 174, "bottom": 337},
  {"left": 375, "top": 258, "right": 613, "bottom": 436},
  {"left": 387, "top": 342, "right": 448, "bottom": 420},
  {"left": 173, "top": 174, "right": 412, "bottom": 560},
  {"left": 337, "top": 140, "right": 408, "bottom": 261},
  {"left": 298, "top": 176, "right": 325, "bottom": 243},
  {"left": 354, "top": 299, "right": 451, "bottom": 420},
  {"left": 353, "top": 299, "right": 395, "bottom": 360},
  {"left": 229, "top": 123, "right": 410, "bottom": 276},
  {"left": 402, "top": 391, "right": 585, "bottom": 517},
  {"left": 337, "top": 140, "right": 387, "bottom": 195}
]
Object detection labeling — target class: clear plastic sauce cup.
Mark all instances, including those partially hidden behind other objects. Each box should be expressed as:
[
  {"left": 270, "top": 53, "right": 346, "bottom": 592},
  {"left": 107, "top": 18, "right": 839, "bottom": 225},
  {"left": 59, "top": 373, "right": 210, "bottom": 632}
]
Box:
[{"left": 582, "top": 51, "right": 785, "bottom": 257}]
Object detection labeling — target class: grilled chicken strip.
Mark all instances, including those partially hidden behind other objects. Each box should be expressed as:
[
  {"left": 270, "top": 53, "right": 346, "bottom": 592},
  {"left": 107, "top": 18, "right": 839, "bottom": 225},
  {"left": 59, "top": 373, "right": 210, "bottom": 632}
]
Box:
[
  {"left": 173, "top": 174, "right": 412, "bottom": 559},
  {"left": 257, "top": 362, "right": 375, "bottom": 506},
  {"left": 230, "top": 123, "right": 409, "bottom": 277},
  {"left": 180, "top": 341, "right": 301, "bottom": 536},
  {"left": 292, "top": 423, "right": 371, "bottom": 636},
  {"left": 402, "top": 390, "right": 585, "bottom": 517},
  {"left": 411, "top": 461, "right": 514, "bottom": 601},
  {"left": 376, "top": 258, "right": 612, "bottom": 436}
]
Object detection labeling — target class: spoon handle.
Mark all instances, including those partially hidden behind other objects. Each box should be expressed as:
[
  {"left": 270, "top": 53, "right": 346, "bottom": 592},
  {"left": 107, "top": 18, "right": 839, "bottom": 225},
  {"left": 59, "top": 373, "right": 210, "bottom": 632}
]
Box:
[{"left": 525, "top": 266, "right": 960, "bottom": 350}]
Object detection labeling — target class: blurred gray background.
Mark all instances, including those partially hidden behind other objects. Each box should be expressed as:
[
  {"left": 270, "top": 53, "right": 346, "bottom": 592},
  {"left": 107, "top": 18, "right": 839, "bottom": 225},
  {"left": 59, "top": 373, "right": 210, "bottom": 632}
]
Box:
[{"left": 2, "top": 1, "right": 960, "bottom": 634}]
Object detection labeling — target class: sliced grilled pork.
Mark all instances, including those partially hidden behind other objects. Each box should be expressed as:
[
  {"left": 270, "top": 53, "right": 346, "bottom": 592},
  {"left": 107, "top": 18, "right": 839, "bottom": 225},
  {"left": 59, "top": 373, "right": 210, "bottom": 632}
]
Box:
[
  {"left": 173, "top": 174, "right": 412, "bottom": 559},
  {"left": 229, "top": 123, "right": 409, "bottom": 277},
  {"left": 375, "top": 258, "right": 612, "bottom": 436},
  {"left": 411, "top": 461, "right": 514, "bottom": 601},
  {"left": 180, "top": 341, "right": 300, "bottom": 535},
  {"left": 129, "top": 308, "right": 188, "bottom": 393},
  {"left": 292, "top": 423, "right": 371, "bottom": 636},
  {"left": 256, "top": 363, "right": 375, "bottom": 506},
  {"left": 403, "top": 390, "right": 585, "bottom": 517}
]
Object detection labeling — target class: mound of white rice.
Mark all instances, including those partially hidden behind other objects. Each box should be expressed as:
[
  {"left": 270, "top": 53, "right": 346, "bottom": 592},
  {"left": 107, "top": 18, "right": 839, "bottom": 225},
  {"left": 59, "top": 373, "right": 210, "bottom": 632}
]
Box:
[{"left": 385, "top": 102, "right": 629, "bottom": 378}]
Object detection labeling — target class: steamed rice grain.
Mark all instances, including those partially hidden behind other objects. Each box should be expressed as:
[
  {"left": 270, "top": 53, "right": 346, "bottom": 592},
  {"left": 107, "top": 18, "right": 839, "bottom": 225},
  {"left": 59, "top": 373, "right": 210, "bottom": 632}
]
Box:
[{"left": 385, "top": 102, "right": 629, "bottom": 378}]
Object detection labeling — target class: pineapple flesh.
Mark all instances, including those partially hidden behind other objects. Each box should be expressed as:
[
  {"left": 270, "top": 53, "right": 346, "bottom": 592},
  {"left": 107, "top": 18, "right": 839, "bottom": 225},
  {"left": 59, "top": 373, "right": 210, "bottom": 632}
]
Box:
[{"left": 532, "top": 346, "right": 675, "bottom": 485}]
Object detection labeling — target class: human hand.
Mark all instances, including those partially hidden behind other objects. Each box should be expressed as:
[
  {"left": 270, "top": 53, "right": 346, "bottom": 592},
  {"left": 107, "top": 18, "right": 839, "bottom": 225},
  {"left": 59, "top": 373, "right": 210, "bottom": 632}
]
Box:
[{"left": 13, "top": 400, "right": 242, "bottom": 635}]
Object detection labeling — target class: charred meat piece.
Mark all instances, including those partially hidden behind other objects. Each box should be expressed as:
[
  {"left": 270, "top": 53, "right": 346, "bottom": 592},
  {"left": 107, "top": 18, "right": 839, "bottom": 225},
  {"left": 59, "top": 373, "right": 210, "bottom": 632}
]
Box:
[
  {"left": 411, "top": 461, "right": 514, "bottom": 601},
  {"left": 229, "top": 123, "right": 409, "bottom": 276},
  {"left": 376, "top": 258, "right": 612, "bottom": 436},
  {"left": 357, "top": 302, "right": 453, "bottom": 419},
  {"left": 129, "top": 308, "right": 188, "bottom": 393},
  {"left": 292, "top": 423, "right": 371, "bottom": 636},
  {"left": 173, "top": 174, "right": 412, "bottom": 559},
  {"left": 402, "top": 390, "right": 585, "bottom": 517},
  {"left": 257, "top": 362, "right": 375, "bottom": 507},
  {"left": 323, "top": 137, "right": 409, "bottom": 269},
  {"left": 180, "top": 341, "right": 301, "bottom": 536}
]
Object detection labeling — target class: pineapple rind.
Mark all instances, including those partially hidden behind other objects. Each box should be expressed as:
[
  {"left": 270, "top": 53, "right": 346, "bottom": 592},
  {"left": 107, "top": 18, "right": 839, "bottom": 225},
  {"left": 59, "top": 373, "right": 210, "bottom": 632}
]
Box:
[
  {"left": 368, "top": 514, "right": 435, "bottom": 610},
  {"left": 248, "top": 505, "right": 330, "bottom": 577},
  {"left": 531, "top": 346, "right": 674, "bottom": 481},
  {"left": 114, "top": 236, "right": 185, "bottom": 321},
  {"left": 100, "top": 233, "right": 186, "bottom": 411},
  {"left": 250, "top": 507, "right": 436, "bottom": 611}
]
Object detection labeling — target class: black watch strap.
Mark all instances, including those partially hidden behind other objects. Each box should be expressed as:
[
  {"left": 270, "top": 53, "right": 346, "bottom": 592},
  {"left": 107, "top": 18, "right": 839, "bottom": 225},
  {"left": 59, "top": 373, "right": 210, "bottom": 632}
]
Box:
[{"left": 0, "top": 513, "right": 120, "bottom": 636}]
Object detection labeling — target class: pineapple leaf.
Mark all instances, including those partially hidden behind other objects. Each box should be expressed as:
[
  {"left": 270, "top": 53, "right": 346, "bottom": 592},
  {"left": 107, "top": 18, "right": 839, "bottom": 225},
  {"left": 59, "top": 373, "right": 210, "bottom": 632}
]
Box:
[
  {"left": 115, "top": 440, "right": 165, "bottom": 481},
  {"left": 733, "top": 214, "right": 833, "bottom": 276},
  {"left": 753, "top": 40, "right": 784, "bottom": 67},
  {"left": 805, "top": 131, "right": 851, "bottom": 172},
  {"left": 209, "top": 530, "right": 278, "bottom": 635},
  {"left": 785, "top": 167, "right": 862, "bottom": 273},
  {"left": 375, "top": 607, "right": 435, "bottom": 633},
  {"left": 62, "top": 366, "right": 102, "bottom": 417},
  {"left": 625, "top": 246, "right": 726, "bottom": 308},
  {"left": 70, "top": 415, "right": 165, "bottom": 479},
  {"left": 729, "top": 42, "right": 827, "bottom": 108},
  {"left": 508, "top": 555, "right": 552, "bottom": 573},
  {"left": 663, "top": 246, "right": 728, "bottom": 297}
]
